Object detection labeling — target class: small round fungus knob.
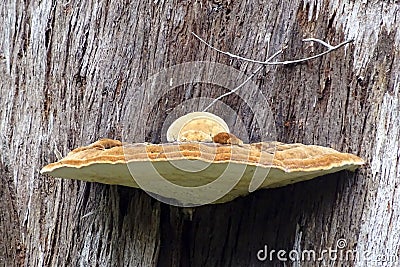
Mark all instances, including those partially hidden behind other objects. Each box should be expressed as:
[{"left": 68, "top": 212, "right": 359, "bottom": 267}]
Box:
[
  {"left": 167, "top": 112, "right": 229, "bottom": 142},
  {"left": 212, "top": 132, "right": 243, "bottom": 145}
]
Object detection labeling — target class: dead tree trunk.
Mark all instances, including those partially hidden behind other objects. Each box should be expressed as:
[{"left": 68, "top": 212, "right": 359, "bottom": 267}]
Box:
[{"left": 1, "top": 0, "right": 399, "bottom": 266}]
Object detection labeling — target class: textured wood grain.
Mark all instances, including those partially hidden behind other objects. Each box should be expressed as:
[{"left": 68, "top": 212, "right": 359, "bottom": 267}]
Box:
[
  {"left": 0, "top": 160, "right": 25, "bottom": 266},
  {"left": 0, "top": 0, "right": 399, "bottom": 266}
]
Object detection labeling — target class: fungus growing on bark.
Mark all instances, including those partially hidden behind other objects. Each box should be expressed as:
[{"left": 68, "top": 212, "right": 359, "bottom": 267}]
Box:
[
  {"left": 41, "top": 33, "right": 358, "bottom": 205},
  {"left": 166, "top": 112, "right": 229, "bottom": 142},
  {"left": 41, "top": 111, "right": 364, "bottom": 205},
  {"left": 212, "top": 132, "right": 243, "bottom": 145}
]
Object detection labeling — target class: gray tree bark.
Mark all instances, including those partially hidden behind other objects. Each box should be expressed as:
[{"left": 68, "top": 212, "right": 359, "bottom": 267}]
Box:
[{"left": 1, "top": 0, "right": 399, "bottom": 266}]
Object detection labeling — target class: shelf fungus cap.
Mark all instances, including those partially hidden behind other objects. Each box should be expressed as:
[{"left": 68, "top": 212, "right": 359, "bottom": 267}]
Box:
[
  {"left": 166, "top": 112, "right": 229, "bottom": 142},
  {"left": 40, "top": 138, "right": 365, "bottom": 205}
]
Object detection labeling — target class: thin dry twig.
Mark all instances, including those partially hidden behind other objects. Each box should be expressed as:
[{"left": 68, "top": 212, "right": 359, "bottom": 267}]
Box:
[
  {"left": 193, "top": 32, "right": 353, "bottom": 111},
  {"left": 192, "top": 32, "right": 353, "bottom": 66},
  {"left": 203, "top": 48, "right": 284, "bottom": 111},
  {"left": 267, "top": 38, "right": 353, "bottom": 65},
  {"left": 302, "top": 38, "right": 334, "bottom": 49}
]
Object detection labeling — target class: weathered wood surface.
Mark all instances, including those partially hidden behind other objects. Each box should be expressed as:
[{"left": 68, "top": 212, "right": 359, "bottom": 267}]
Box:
[{"left": 0, "top": 0, "right": 399, "bottom": 266}]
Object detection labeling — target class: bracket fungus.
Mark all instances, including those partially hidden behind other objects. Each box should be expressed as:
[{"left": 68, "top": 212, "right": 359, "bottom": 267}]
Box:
[{"left": 41, "top": 112, "right": 364, "bottom": 206}]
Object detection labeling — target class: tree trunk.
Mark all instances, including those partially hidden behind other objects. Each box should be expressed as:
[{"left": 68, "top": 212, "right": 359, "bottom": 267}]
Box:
[{"left": 1, "top": 0, "right": 399, "bottom": 266}]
